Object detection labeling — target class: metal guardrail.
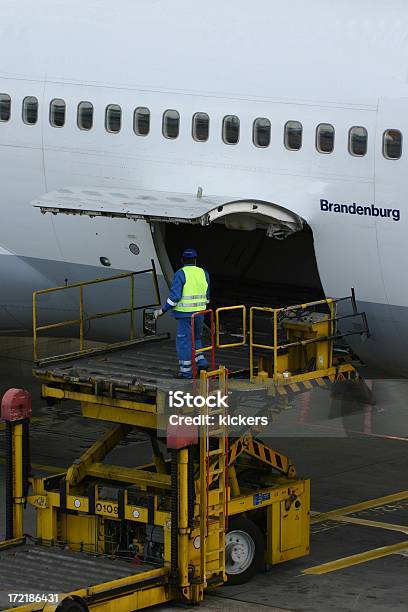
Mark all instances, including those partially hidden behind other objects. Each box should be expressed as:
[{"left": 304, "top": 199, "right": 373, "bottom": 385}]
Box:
[
  {"left": 215, "top": 305, "right": 246, "bottom": 349},
  {"left": 191, "top": 309, "right": 216, "bottom": 379},
  {"left": 248, "top": 292, "right": 369, "bottom": 380},
  {"left": 33, "top": 259, "right": 161, "bottom": 363},
  {"left": 211, "top": 291, "right": 369, "bottom": 381},
  {"left": 249, "top": 298, "right": 336, "bottom": 379}
]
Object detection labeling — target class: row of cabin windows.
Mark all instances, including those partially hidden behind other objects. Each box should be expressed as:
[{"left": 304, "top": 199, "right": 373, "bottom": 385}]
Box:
[{"left": 0, "top": 93, "right": 403, "bottom": 160}]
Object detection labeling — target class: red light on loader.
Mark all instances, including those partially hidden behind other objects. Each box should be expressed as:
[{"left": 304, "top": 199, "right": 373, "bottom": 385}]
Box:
[{"left": 1, "top": 388, "right": 32, "bottom": 421}]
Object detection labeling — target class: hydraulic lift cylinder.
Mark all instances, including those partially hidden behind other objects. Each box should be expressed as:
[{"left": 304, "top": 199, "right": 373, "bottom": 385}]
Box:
[
  {"left": 178, "top": 448, "right": 189, "bottom": 588},
  {"left": 1, "top": 388, "right": 32, "bottom": 540},
  {"left": 11, "top": 422, "right": 24, "bottom": 538},
  {"left": 5, "top": 421, "right": 13, "bottom": 539}
]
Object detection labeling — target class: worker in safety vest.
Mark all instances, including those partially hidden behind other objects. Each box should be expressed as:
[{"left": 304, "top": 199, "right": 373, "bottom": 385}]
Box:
[{"left": 154, "top": 248, "right": 210, "bottom": 378}]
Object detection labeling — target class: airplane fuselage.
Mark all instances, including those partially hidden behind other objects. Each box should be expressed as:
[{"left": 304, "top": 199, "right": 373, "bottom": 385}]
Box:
[{"left": 1, "top": 0, "right": 407, "bottom": 374}]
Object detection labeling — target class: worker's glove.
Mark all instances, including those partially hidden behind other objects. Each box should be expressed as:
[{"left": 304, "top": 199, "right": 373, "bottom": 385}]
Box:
[{"left": 153, "top": 308, "right": 163, "bottom": 320}]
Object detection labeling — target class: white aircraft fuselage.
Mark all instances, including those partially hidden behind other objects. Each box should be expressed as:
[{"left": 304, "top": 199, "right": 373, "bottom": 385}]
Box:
[{"left": 0, "top": 0, "right": 407, "bottom": 374}]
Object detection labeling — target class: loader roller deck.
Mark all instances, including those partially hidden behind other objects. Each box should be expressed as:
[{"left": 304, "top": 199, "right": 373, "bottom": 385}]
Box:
[
  {"left": 0, "top": 544, "right": 160, "bottom": 605},
  {"left": 33, "top": 334, "right": 249, "bottom": 393}
]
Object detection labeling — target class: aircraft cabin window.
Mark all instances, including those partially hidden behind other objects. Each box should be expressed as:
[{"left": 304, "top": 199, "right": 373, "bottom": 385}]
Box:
[
  {"left": 50, "top": 99, "right": 66, "bottom": 128},
  {"left": 348, "top": 126, "right": 367, "bottom": 157},
  {"left": 192, "top": 112, "right": 209, "bottom": 142},
  {"left": 77, "top": 101, "right": 94, "bottom": 130},
  {"left": 284, "top": 121, "right": 302, "bottom": 150},
  {"left": 105, "top": 104, "right": 122, "bottom": 133},
  {"left": 134, "top": 107, "right": 150, "bottom": 136},
  {"left": 222, "top": 115, "right": 240, "bottom": 144},
  {"left": 253, "top": 118, "right": 271, "bottom": 147},
  {"left": 163, "top": 110, "right": 180, "bottom": 139},
  {"left": 383, "top": 129, "right": 402, "bottom": 160},
  {"left": 316, "top": 123, "right": 334, "bottom": 153},
  {"left": 0, "top": 94, "right": 11, "bottom": 122},
  {"left": 22, "top": 96, "right": 38, "bottom": 125}
]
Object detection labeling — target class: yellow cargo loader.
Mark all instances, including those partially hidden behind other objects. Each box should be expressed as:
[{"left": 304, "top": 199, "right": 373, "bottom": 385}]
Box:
[{"left": 0, "top": 268, "right": 369, "bottom": 611}]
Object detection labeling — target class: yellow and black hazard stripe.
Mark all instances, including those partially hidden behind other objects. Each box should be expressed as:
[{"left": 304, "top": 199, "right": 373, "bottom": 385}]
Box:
[
  {"left": 272, "top": 370, "right": 357, "bottom": 398},
  {"left": 228, "top": 435, "right": 245, "bottom": 465},
  {"left": 227, "top": 434, "right": 296, "bottom": 478}
]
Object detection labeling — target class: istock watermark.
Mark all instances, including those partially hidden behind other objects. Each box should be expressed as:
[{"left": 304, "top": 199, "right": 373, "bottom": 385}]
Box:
[
  {"left": 168, "top": 413, "right": 269, "bottom": 427},
  {"left": 167, "top": 390, "right": 269, "bottom": 428},
  {"left": 168, "top": 390, "right": 229, "bottom": 409}
]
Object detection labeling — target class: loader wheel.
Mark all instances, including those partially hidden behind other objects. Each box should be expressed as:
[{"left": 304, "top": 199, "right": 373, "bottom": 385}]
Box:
[
  {"left": 225, "top": 517, "right": 265, "bottom": 585},
  {"left": 56, "top": 597, "right": 88, "bottom": 612}
]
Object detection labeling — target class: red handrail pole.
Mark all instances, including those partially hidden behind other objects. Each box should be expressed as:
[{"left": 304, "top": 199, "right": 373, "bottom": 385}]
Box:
[
  {"left": 191, "top": 316, "right": 197, "bottom": 380},
  {"left": 191, "top": 309, "right": 215, "bottom": 380}
]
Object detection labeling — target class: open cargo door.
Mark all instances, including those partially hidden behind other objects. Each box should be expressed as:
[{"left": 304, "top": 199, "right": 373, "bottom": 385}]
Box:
[{"left": 32, "top": 186, "right": 303, "bottom": 239}]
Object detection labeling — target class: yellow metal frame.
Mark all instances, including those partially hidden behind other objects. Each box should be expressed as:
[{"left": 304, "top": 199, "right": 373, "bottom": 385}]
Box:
[
  {"left": 215, "top": 305, "right": 246, "bottom": 348},
  {"left": 33, "top": 259, "right": 161, "bottom": 363},
  {"left": 3, "top": 378, "right": 310, "bottom": 611},
  {"left": 249, "top": 298, "right": 336, "bottom": 380},
  {"left": 9, "top": 564, "right": 171, "bottom": 612},
  {"left": 198, "top": 366, "right": 228, "bottom": 587}
]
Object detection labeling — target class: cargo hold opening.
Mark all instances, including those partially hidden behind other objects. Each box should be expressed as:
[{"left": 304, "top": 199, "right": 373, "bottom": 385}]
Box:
[
  {"left": 32, "top": 188, "right": 325, "bottom": 310},
  {"left": 154, "top": 220, "right": 325, "bottom": 310}
]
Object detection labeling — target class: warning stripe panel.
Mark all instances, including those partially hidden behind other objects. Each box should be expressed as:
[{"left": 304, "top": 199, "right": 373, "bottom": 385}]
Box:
[
  {"left": 226, "top": 434, "right": 296, "bottom": 478},
  {"left": 289, "top": 383, "right": 301, "bottom": 393},
  {"left": 274, "top": 373, "right": 354, "bottom": 396},
  {"left": 247, "top": 438, "right": 289, "bottom": 473}
]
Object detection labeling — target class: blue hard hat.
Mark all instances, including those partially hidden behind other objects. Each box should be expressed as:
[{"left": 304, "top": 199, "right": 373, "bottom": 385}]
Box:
[{"left": 182, "top": 248, "right": 198, "bottom": 259}]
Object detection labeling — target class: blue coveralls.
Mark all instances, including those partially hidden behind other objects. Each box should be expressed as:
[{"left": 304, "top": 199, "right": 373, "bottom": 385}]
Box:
[{"left": 162, "top": 264, "right": 210, "bottom": 378}]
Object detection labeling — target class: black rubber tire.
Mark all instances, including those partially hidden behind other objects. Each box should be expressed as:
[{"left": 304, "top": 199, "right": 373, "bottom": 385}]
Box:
[
  {"left": 225, "top": 516, "right": 265, "bottom": 585},
  {"left": 56, "top": 598, "right": 88, "bottom": 612}
]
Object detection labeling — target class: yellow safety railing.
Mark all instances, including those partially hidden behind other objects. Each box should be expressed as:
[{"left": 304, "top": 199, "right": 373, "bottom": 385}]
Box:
[
  {"left": 215, "top": 305, "right": 246, "bottom": 349},
  {"left": 249, "top": 298, "right": 335, "bottom": 379},
  {"left": 33, "top": 259, "right": 161, "bottom": 363}
]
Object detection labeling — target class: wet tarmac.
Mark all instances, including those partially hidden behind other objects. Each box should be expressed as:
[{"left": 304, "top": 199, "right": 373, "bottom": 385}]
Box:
[{"left": 0, "top": 337, "right": 407, "bottom": 611}]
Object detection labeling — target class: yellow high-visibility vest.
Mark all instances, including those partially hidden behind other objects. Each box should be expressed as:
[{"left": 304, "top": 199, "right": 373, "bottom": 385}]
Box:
[{"left": 174, "top": 266, "right": 208, "bottom": 312}]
